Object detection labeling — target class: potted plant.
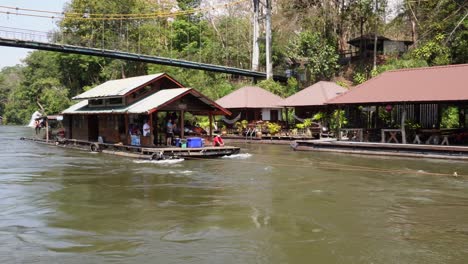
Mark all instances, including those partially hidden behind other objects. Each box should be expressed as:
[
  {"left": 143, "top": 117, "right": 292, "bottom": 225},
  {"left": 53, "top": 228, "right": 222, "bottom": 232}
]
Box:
[
  {"left": 221, "top": 125, "right": 227, "bottom": 135},
  {"left": 267, "top": 121, "right": 281, "bottom": 136}
]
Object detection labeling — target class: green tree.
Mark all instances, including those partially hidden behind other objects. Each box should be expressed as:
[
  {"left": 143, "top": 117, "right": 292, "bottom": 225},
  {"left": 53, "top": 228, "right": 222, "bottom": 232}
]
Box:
[{"left": 287, "top": 31, "right": 339, "bottom": 82}]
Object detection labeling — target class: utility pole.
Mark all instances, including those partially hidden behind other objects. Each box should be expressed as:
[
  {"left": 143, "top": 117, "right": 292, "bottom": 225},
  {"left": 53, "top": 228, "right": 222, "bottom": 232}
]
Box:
[
  {"left": 373, "top": 0, "right": 378, "bottom": 71},
  {"left": 265, "top": 0, "right": 273, "bottom": 79},
  {"left": 251, "top": 0, "right": 260, "bottom": 71}
]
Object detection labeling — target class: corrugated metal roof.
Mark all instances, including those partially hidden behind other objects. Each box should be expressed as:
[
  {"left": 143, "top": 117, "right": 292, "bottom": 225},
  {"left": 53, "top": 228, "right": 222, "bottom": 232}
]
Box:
[
  {"left": 63, "top": 88, "right": 231, "bottom": 115},
  {"left": 280, "top": 81, "right": 347, "bottom": 107},
  {"left": 327, "top": 64, "right": 468, "bottom": 105},
  {"left": 64, "top": 88, "right": 189, "bottom": 114},
  {"left": 127, "top": 88, "right": 190, "bottom": 113},
  {"left": 73, "top": 73, "right": 164, "bottom": 100},
  {"left": 215, "top": 86, "right": 283, "bottom": 109}
]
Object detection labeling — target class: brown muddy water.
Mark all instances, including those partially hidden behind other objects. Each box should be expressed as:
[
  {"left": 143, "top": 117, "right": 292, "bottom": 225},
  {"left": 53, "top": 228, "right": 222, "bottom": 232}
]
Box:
[{"left": 1, "top": 125, "right": 468, "bottom": 263}]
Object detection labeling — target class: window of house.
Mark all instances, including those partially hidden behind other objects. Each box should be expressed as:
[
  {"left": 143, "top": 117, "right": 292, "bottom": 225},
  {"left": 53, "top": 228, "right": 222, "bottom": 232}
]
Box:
[
  {"left": 89, "top": 99, "right": 104, "bottom": 107},
  {"left": 72, "top": 116, "right": 84, "bottom": 128},
  {"left": 270, "top": 110, "right": 278, "bottom": 122},
  {"left": 132, "top": 85, "right": 153, "bottom": 99},
  {"left": 107, "top": 97, "right": 124, "bottom": 106}
]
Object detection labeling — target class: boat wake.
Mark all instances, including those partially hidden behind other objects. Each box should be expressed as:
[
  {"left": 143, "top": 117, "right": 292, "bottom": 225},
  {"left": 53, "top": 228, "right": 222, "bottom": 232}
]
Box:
[
  {"left": 133, "top": 158, "right": 185, "bottom": 165},
  {"left": 222, "top": 153, "right": 252, "bottom": 159}
]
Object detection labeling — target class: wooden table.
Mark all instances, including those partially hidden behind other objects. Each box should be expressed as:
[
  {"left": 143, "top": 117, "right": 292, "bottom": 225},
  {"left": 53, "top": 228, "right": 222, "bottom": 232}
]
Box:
[
  {"left": 381, "top": 129, "right": 406, "bottom": 144},
  {"left": 338, "top": 128, "right": 363, "bottom": 142},
  {"left": 416, "top": 129, "right": 450, "bottom": 145}
]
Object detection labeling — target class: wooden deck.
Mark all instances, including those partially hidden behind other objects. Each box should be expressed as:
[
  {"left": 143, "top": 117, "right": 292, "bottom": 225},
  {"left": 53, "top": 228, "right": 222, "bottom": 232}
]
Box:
[
  {"left": 292, "top": 139, "right": 468, "bottom": 160},
  {"left": 20, "top": 137, "right": 240, "bottom": 160}
]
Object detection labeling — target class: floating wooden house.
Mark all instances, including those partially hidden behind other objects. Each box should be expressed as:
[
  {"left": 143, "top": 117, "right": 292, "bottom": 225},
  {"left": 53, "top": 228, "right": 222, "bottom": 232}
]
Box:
[
  {"left": 327, "top": 64, "right": 468, "bottom": 130},
  {"left": 61, "top": 73, "right": 230, "bottom": 147},
  {"left": 216, "top": 86, "right": 283, "bottom": 123},
  {"left": 280, "top": 81, "right": 347, "bottom": 119},
  {"left": 293, "top": 64, "right": 468, "bottom": 159}
]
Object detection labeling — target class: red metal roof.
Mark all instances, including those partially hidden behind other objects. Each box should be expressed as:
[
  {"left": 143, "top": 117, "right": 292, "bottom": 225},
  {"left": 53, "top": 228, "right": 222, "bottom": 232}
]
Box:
[
  {"left": 215, "top": 86, "right": 283, "bottom": 109},
  {"left": 280, "top": 81, "right": 347, "bottom": 107},
  {"left": 327, "top": 64, "right": 468, "bottom": 105}
]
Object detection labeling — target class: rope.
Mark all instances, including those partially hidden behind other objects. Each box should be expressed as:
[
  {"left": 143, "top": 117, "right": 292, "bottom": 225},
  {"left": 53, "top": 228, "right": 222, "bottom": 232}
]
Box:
[
  {"left": 293, "top": 113, "right": 305, "bottom": 123},
  {"left": 220, "top": 113, "right": 241, "bottom": 124}
]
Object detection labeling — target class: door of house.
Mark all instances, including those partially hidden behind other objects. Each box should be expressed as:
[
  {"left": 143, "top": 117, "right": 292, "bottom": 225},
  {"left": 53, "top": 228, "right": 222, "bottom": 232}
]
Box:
[
  {"left": 88, "top": 115, "right": 99, "bottom": 141},
  {"left": 270, "top": 110, "right": 278, "bottom": 122}
]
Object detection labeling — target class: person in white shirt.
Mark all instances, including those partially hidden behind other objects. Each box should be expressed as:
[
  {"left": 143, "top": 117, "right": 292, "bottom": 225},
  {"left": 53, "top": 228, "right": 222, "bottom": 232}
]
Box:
[{"left": 143, "top": 120, "right": 150, "bottom": 136}]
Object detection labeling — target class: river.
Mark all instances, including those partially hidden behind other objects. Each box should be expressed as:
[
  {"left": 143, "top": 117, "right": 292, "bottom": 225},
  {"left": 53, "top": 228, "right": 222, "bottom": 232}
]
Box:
[{"left": 1, "top": 125, "right": 468, "bottom": 263}]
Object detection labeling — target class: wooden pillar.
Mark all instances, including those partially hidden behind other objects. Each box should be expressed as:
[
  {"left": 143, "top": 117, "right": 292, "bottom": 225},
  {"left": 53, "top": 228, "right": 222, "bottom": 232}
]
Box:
[
  {"left": 459, "top": 106, "right": 465, "bottom": 128},
  {"left": 414, "top": 103, "right": 421, "bottom": 125},
  {"left": 45, "top": 118, "right": 49, "bottom": 143},
  {"left": 124, "top": 114, "right": 129, "bottom": 145},
  {"left": 180, "top": 110, "right": 185, "bottom": 139},
  {"left": 154, "top": 112, "right": 158, "bottom": 145},
  {"left": 437, "top": 104, "right": 442, "bottom": 128},
  {"left": 68, "top": 115, "right": 73, "bottom": 139},
  {"left": 375, "top": 105, "right": 380, "bottom": 128},
  {"left": 209, "top": 111, "right": 213, "bottom": 138},
  {"left": 401, "top": 106, "right": 407, "bottom": 144},
  {"left": 149, "top": 112, "right": 153, "bottom": 145}
]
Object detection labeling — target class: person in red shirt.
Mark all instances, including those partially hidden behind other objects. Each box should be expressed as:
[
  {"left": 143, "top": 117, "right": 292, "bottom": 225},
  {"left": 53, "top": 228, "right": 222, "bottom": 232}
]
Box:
[{"left": 213, "top": 134, "right": 224, "bottom": 147}]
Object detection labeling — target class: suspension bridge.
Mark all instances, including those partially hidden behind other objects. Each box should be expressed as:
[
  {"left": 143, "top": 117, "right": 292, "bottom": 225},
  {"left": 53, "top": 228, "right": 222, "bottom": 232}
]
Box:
[{"left": 0, "top": 1, "right": 287, "bottom": 81}]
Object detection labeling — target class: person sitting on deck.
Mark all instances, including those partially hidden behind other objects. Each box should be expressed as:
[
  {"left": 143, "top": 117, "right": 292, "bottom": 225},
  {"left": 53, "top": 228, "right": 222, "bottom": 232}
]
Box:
[
  {"left": 166, "top": 119, "right": 174, "bottom": 146},
  {"left": 213, "top": 134, "right": 224, "bottom": 147},
  {"left": 130, "top": 124, "right": 141, "bottom": 135}
]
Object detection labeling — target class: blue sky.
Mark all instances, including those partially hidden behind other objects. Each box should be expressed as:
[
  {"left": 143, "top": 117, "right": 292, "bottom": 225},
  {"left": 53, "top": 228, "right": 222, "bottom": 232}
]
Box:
[{"left": 0, "top": 0, "right": 69, "bottom": 70}]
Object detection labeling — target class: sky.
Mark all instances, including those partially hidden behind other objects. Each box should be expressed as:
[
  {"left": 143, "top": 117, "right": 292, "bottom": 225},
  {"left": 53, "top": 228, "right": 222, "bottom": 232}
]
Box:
[{"left": 0, "top": 0, "right": 69, "bottom": 70}]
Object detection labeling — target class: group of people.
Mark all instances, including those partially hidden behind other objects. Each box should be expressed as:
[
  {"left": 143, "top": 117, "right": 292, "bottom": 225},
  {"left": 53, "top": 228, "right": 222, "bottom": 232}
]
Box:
[
  {"left": 127, "top": 113, "right": 224, "bottom": 147},
  {"left": 128, "top": 120, "right": 151, "bottom": 137}
]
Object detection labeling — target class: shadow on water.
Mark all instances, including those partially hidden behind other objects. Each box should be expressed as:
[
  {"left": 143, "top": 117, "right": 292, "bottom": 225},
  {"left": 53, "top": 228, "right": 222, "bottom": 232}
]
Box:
[{"left": 1, "top": 126, "right": 468, "bottom": 263}]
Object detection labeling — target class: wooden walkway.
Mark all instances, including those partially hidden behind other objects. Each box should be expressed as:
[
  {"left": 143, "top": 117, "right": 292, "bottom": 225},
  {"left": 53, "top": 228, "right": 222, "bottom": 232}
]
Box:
[
  {"left": 21, "top": 137, "right": 240, "bottom": 160},
  {"left": 292, "top": 139, "right": 468, "bottom": 160}
]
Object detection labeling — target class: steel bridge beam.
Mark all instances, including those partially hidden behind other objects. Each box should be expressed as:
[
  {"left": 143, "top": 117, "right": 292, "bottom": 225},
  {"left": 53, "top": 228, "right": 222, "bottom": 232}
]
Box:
[{"left": 0, "top": 38, "right": 287, "bottom": 82}]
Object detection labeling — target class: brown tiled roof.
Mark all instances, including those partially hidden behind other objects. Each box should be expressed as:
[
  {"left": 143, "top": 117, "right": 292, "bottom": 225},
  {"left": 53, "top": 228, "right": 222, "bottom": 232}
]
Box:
[
  {"left": 215, "top": 86, "right": 283, "bottom": 109},
  {"left": 280, "top": 81, "right": 347, "bottom": 107},
  {"left": 327, "top": 64, "right": 468, "bottom": 105}
]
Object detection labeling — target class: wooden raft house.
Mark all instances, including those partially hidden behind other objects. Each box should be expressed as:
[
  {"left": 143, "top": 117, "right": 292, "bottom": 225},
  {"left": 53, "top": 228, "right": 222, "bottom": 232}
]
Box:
[
  {"left": 216, "top": 86, "right": 284, "bottom": 123},
  {"left": 24, "top": 73, "right": 240, "bottom": 159},
  {"left": 293, "top": 64, "right": 468, "bottom": 160}
]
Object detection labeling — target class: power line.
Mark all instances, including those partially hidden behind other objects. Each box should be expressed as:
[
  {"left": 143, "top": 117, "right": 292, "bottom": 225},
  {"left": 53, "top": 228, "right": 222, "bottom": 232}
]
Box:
[{"left": 0, "top": 0, "right": 249, "bottom": 21}]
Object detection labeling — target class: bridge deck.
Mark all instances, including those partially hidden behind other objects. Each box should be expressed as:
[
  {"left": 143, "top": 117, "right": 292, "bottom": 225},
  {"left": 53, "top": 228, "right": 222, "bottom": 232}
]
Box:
[{"left": 0, "top": 37, "right": 287, "bottom": 82}]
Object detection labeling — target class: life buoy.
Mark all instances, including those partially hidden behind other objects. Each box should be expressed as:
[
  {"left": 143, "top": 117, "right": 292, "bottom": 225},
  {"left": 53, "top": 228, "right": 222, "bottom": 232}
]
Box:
[{"left": 90, "top": 143, "right": 101, "bottom": 152}]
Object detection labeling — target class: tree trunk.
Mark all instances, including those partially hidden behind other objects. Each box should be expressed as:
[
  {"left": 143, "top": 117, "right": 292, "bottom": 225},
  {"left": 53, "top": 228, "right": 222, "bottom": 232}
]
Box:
[
  {"left": 373, "top": 0, "right": 378, "bottom": 71},
  {"left": 411, "top": 18, "right": 418, "bottom": 47},
  {"left": 251, "top": 0, "right": 260, "bottom": 71},
  {"left": 265, "top": 0, "right": 273, "bottom": 79}
]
